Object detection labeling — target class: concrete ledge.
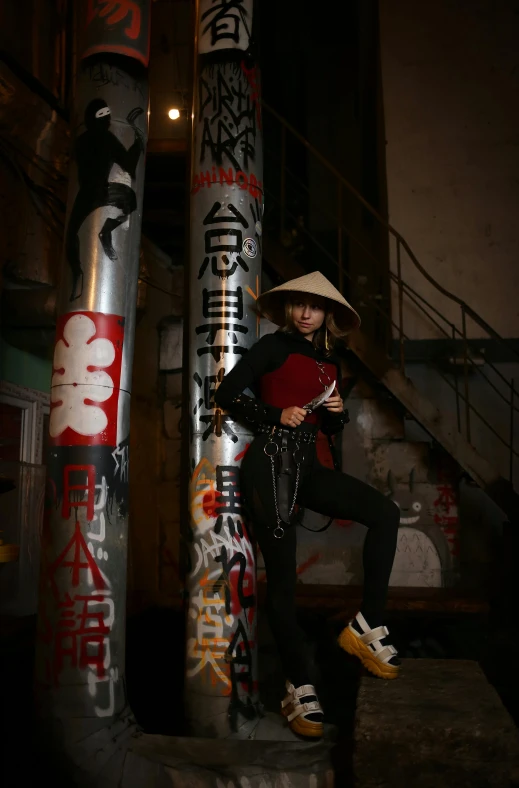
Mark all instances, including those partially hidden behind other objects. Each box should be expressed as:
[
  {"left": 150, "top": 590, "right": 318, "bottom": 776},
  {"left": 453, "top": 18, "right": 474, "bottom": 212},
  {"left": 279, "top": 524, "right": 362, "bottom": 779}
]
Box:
[
  {"left": 123, "top": 733, "right": 335, "bottom": 788},
  {"left": 354, "top": 659, "right": 519, "bottom": 787}
]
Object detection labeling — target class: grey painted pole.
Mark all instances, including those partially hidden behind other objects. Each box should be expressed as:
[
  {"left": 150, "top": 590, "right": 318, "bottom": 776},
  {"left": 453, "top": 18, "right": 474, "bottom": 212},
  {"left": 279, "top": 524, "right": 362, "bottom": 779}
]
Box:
[
  {"left": 185, "top": 0, "right": 264, "bottom": 737},
  {"left": 35, "top": 1, "right": 150, "bottom": 779}
]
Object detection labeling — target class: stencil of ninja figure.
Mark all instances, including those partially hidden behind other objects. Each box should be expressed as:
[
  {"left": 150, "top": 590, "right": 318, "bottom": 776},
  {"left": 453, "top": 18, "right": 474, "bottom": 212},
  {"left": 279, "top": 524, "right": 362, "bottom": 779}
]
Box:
[{"left": 66, "top": 98, "right": 145, "bottom": 301}]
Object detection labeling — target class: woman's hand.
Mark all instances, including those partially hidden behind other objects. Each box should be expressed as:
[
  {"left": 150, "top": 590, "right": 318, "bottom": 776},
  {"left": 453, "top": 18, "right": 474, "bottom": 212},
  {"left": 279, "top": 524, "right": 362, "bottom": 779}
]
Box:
[
  {"left": 280, "top": 405, "right": 308, "bottom": 428},
  {"left": 323, "top": 390, "right": 344, "bottom": 414}
]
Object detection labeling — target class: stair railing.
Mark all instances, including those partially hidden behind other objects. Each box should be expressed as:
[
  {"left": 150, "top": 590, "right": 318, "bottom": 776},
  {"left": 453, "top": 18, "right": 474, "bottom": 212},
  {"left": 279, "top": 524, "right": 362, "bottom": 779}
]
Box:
[{"left": 262, "top": 101, "right": 518, "bottom": 485}]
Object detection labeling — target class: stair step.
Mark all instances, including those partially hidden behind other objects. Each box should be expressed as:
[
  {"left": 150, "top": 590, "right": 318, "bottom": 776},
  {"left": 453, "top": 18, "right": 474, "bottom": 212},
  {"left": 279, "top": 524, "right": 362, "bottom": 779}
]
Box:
[{"left": 354, "top": 659, "right": 519, "bottom": 787}]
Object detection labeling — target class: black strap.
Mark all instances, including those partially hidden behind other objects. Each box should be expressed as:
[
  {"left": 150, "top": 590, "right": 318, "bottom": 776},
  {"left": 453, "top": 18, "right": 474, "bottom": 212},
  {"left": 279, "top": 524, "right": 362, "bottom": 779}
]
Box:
[{"left": 277, "top": 431, "right": 295, "bottom": 524}]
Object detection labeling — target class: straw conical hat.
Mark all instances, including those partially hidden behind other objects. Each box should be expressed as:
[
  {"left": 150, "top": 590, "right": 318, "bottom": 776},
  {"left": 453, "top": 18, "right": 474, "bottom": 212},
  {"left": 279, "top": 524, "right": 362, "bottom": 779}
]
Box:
[{"left": 256, "top": 271, "right": 361, "bottom": 333}]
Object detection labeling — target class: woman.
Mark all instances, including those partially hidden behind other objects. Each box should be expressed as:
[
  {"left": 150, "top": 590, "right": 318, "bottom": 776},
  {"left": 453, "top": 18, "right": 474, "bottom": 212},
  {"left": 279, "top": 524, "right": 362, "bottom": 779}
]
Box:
[{"left": 214, "top": 271, "right": 400, "bottom": 739}]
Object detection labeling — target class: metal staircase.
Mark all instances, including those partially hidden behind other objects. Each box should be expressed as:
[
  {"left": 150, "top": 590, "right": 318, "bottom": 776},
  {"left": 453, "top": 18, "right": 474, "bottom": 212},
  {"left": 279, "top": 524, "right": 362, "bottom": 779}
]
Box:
[{"left": 260, "top": 101, "right": 519, "bottom": 522}]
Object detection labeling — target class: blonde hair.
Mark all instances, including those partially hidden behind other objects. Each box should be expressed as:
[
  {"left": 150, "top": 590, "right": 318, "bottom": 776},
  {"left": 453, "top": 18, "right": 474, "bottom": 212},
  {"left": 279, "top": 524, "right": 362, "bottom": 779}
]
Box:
[{"left": 280, "top": 294, "right": 349, "bottom": 356}]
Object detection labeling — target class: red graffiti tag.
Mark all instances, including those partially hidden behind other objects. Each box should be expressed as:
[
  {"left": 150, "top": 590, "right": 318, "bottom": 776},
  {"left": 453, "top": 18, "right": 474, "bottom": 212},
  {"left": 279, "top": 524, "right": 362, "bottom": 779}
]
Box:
[
  {"left": 240, "top": 61, "right": 262, "bottom": 129},
  {"left": 192, "top": 167, "right": 263, "bottom": 198},
  {"left": 62, "top": 464, "right": 96, "bottom": 521},
  {"left": 87, "top": 0, "right": 141, "bottom": 39},
  {"left": 234, "top": 443, "right": 250, "bottom": 463},
  {"left": 49, "top": 521, "right": 107, "bottom": 596},
  {"left": 433, "top": 467, "right": 460, "bottom": 558},
  {"left": 54, "top": 592, "right": 111, "bottom": 680}
]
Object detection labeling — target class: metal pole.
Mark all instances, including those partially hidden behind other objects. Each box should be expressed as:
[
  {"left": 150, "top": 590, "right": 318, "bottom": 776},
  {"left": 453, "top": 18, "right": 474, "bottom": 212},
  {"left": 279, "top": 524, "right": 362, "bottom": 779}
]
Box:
[
  {"left": 510, "top": 378, "right": 515, "bottom": 481},
  {"left": 452, "top": 324, "right": 461, "bottom": 432},
  {"left": 462, "top": 305, "right": 471, "bottom": 443},
  {"left": 396, "top": 238, "right": 405, "bottom": 371},
  {"left": 35, "top": 0, "right": 150, "bottom": 778},
  {"left": 186, "top": 0, "right": 263, "bottom": 738}
]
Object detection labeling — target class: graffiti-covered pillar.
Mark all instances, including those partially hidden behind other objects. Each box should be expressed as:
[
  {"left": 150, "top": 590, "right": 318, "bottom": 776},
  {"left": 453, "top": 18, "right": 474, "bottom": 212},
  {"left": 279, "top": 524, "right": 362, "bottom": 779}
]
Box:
[
  {"left": 186, "top": 0, "right": 263, "bottom": 737},
  {"left": 35, "top": 0, "right": 150, "bottom": 768}
]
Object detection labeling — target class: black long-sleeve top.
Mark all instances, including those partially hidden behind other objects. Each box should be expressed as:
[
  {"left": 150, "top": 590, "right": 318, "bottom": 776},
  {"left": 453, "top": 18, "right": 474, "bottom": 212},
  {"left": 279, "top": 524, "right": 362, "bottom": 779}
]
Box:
[{"left": 214, "top": 329, "right": 349, "bottom": 436}]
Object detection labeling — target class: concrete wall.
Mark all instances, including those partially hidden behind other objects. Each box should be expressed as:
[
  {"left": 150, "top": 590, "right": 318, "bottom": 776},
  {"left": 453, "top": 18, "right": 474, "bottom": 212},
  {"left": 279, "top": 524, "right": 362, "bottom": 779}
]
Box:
[{"left": 380, "top": 0, "right": 519, "bottom": 340}]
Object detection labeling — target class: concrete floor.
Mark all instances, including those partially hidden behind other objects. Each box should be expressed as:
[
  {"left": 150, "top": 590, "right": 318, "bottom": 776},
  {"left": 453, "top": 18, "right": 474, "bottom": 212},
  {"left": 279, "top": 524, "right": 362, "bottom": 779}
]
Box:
[{"left": 1, "top": 602, "right": 519, "bottom": 786}]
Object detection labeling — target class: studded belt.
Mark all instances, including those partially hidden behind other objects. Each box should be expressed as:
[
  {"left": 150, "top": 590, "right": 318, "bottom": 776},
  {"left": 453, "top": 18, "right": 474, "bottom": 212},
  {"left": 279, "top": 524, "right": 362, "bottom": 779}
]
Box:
[{"left": 256, "top": 424, "right": 317, "bottom": 445}]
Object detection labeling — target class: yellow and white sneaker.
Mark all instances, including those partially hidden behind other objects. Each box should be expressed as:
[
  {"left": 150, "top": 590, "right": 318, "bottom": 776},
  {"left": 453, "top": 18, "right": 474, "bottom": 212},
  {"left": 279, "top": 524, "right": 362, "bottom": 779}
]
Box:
[
  {"left": 338, "top": 611, "right": 400, "bottom": 680},
  {"left": 281, "top": 680, "right": 324, "bottom": 738}
]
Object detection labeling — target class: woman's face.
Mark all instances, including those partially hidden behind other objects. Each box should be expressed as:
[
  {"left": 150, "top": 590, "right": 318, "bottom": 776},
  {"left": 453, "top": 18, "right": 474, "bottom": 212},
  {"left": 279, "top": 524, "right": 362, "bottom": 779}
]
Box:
[{"left": 291, "top": 293, "right": 326, "bottom": 339}]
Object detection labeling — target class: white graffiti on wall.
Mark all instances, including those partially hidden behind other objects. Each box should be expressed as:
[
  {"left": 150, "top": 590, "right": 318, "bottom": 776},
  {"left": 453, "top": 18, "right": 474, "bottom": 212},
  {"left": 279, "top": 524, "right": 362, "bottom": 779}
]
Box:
[
  {"left": 192, "top": 525, "right": 254, "bottom": 575},
  {"left": 87, "top": 475, "right": 108, "bottom": 565},
  {"left": 84, "top": 589, "right": 118, "bottom": 718},
  {"left": 389, "top": 527, "right": 442, "bottom": 588}
]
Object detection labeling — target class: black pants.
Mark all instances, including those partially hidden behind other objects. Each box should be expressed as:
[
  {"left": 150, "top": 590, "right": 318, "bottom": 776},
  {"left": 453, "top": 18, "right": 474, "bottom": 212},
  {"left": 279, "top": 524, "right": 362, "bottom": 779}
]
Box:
[{"left": 240, "top": 431, "right": 400, "bottom": 687}]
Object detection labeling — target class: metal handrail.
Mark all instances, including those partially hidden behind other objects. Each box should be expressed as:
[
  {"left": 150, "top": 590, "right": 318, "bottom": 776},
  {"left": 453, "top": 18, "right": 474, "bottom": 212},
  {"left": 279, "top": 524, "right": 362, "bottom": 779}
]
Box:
[
  {"left": 262, "top": 100, "right": 518, "bottom": 357},
  {"left": 264, "top": 186, "right": 519, "bottom": 467},
  {"left": 262, "top": 103, "right": 517, "bottom": 482}
]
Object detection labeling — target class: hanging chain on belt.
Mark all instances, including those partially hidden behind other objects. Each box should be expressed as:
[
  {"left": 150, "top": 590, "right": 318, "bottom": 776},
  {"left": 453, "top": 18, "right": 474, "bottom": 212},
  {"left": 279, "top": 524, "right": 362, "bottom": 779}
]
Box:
[
  {"left": 264, "top": 431, "right": 302, "bottom": 539},
  {"left": 263, "top": 359, "right": 331, "bottom": 539}
]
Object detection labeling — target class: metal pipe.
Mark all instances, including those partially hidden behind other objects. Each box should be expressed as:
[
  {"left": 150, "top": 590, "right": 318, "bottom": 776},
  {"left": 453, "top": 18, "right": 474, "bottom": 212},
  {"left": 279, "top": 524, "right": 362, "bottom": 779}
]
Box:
[
  {"left": 453, "top": 324, "right": 461, "bottom": 432},
  {"left": 34, "top": 0, "right": 150, "bottom": 779},
  {"left": 396, "top": 238, "right": 405, "bottom": 372},
  {"left": 462, "top": 305, "right": 471, "bottom": 443},
  {"left": 186, "top": 0, "right": 262, "bottom": 738},
  {"left": 510, "top": 378, "right": 515, "bottom": 481}
]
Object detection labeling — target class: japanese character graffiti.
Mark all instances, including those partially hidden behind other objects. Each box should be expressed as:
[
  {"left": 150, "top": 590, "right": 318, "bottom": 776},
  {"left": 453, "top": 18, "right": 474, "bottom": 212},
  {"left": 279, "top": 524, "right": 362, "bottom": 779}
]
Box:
[
  {"left": 187, "top": 0, "right": 262, "bottom": 737},
  {"left": 35, "top": 16, "right": 150, "bottom": 747},
  {"left": 198, "top": 0, "right": 253, "bottom": 55},
  {"left": 433, "top": 465, "right": 460, "bottom": 560},
  {"left": 199, "top": 201, "right": 251, "bottom": 280},
  {"left": 50, "top": 312, "right": 124, "bottom": 445},
  {"left": 66, "top": 100, "right": 145, "bottom": 300},
  {"left": 187, "top": 457, "right": 257, "bottom": 714},
  {"left": 199, "top": 63, "right": 258, "bottom": 171},
  {"left": 38, "top": 451, "right": 124, "bottom": 718},
  {"left": 82, "top": 0, "right": 151, "bottom": 67}
]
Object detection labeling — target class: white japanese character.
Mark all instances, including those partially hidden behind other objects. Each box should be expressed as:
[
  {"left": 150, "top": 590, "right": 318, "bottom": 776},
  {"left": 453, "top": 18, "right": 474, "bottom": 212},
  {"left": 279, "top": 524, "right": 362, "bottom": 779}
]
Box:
[{"left": 50, "top": 314, "right": 115, "bottom": 437}]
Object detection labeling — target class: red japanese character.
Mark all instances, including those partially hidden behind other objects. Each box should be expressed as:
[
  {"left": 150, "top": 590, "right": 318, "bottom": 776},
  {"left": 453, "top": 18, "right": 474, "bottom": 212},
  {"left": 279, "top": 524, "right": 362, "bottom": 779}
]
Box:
[
  {"left": 49, "top": 521, "right": 107, "bottom": 596},
  {"left": 434, "top": 484, "right": 457, "bottom": 514},
  {"left": 54, "top": 592, "right": 112, "bottom": 680},
  {"left": 87, "top": 0, "right": 141, "bottom": 40}
]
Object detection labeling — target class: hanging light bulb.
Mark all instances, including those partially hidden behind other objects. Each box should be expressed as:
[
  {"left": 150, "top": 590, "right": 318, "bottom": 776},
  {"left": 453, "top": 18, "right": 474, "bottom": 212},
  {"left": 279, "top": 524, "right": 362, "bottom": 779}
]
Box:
[{"left": 168, "top": 108, "right": 180, "bottom": 120}]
